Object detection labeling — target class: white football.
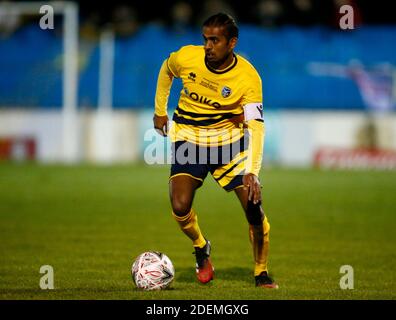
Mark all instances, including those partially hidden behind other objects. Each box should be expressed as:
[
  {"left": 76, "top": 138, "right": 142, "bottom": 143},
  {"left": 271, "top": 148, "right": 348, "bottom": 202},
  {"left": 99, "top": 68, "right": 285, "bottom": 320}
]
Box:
[{"left": 131, "top": 251, "right": 175, "bottom": 290}]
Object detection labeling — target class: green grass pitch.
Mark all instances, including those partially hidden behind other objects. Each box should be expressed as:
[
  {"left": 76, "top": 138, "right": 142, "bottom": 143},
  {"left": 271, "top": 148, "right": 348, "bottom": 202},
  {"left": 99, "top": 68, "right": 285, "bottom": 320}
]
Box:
[{"left": 0, "top": 163, "right": 395, "bottom": 300}]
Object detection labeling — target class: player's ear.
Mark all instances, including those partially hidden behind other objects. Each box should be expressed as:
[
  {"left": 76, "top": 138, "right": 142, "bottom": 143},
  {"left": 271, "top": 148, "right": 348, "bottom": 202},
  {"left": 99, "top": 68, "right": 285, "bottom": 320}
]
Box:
[{"left": 229, "top": 37, "right": 237, "bottom": 50}]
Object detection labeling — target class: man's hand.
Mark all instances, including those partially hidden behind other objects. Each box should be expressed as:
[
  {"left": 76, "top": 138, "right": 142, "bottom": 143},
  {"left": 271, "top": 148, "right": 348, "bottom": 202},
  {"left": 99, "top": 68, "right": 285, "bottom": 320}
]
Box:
[
  {"left": 243, "top": 173, "right": 262, "bottom": 205},
  {"left": 229, "top": 114, "right": 247, "bottom": 129},
  {"left": 153, "top": 114, "right": 169, "bottom": 137}
]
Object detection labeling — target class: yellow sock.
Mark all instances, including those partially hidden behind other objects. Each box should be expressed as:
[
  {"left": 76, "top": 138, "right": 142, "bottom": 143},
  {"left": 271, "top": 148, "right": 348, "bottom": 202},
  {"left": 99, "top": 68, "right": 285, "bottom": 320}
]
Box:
[
  {"left": 172, "top": 209, "right": 206, "bottom": 248},
  {"left": 249, "top": 215, "right": 271, "bottom": 276}
]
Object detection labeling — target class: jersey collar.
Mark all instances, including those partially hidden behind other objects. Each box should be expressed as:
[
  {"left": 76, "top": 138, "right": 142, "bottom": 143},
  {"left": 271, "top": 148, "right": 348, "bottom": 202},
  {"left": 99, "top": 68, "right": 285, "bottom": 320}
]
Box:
[{"left": 204, "top": 54, "right": 238, "bottom": 74}]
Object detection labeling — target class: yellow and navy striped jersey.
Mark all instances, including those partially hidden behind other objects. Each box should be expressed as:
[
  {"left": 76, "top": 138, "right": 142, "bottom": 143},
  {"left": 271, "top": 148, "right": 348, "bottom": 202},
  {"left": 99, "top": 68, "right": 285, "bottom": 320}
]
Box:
[{"left": 166, "top": 45, "right": 263, "bottom": 146}]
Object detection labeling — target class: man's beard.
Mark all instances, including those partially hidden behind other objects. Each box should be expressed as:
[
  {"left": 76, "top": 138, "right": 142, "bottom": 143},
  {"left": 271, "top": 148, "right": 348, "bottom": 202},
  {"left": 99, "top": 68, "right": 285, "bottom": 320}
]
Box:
[{"left": 206, "top": 51, "right": 232, "bottom": 70}]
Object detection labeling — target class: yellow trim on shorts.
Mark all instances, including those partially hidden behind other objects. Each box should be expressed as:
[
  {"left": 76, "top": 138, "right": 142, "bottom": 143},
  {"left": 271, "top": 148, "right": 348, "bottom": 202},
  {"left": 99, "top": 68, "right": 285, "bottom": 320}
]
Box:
[
  {"left": 217, "top": 169, "right": 245, "bottom": 188},
  {"left": 212, "top": 150, "right": 247, "bottom": 181},
  {"left": 169, "top": 173, "right": 204, "bottom": 183}
]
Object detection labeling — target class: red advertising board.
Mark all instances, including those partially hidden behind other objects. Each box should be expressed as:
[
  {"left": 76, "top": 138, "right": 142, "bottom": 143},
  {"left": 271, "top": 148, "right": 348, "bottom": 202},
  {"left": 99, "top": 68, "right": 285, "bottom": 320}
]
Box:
[
  {"left": 0, "top": 137, "right": 36, "bottom": 161},
  {"left": 314, "top": 147, "right": 396, "bottom": 169}
]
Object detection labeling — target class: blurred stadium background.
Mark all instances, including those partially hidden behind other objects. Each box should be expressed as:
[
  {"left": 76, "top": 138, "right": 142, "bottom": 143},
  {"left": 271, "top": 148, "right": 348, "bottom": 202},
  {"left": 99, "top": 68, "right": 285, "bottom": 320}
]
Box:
[
  {"left": 1, "top": 0, "right": 396, "bottom": 167},
  {"left": 1, "top": 0, "right": 396, "bottom": 300}
]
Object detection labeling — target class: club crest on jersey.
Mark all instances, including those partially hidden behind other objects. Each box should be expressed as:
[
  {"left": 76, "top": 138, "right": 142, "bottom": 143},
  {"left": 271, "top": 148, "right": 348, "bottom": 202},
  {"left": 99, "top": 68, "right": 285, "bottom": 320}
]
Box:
[{"left": 221, "top": 86, "right": 232, "bottom": 98}]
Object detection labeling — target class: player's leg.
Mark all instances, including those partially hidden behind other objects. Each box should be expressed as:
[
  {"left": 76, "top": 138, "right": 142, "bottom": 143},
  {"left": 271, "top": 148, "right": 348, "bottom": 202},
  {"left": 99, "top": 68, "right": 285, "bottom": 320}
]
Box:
[
  {"left": 170, "top": 174, "right": 214, "bottom": 284},
  {"left": 234, "top": 187, "right": 278, "bottom": 288},
  {"left": 234, "top": 187, "right": 268, "bottom": 274},
  {"left": 170, "top": 174, "right": 206, "bottom": 248}
]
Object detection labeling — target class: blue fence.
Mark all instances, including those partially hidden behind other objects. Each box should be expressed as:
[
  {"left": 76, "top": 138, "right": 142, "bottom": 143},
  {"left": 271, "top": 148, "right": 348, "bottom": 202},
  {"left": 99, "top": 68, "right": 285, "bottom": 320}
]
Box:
[{"left": 1, "top": 24, "right": 395, "bottom": 110}]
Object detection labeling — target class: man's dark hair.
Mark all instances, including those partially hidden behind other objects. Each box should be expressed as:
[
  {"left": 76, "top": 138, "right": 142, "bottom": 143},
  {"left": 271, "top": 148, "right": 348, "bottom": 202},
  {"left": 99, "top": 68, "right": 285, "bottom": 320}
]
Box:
[{"left": 203, "top": 13, "right": 239, "bottom": 40}]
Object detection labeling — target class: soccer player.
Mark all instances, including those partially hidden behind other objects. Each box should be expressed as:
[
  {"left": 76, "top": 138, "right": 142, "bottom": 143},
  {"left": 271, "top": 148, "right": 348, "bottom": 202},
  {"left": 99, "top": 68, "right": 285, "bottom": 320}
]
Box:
[{"left": 153, "top": 13, "right": 278, "bottom": 288}]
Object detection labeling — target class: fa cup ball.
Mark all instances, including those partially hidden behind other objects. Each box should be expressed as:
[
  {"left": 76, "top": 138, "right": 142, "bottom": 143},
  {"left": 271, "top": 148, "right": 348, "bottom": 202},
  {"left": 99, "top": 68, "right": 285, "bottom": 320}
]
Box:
[{"left": 131, "top": 251, "right": 175, "bottom": 290}]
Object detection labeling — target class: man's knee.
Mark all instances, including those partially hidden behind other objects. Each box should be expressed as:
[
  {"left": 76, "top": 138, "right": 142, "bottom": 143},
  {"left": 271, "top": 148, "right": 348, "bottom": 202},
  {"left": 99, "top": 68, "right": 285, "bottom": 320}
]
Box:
[
  {"left": 246, "top": 200, "right": 264, "bottom": 225},
  {"left": 171, "top": 195, "right": 192, "bottom": 217}
]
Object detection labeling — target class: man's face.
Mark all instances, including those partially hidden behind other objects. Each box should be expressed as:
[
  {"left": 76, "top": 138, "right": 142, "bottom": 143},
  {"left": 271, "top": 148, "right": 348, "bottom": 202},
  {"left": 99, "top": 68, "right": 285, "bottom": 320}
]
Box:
[{"left": 202, "top": 26, "right": 236, "bottom": 64}]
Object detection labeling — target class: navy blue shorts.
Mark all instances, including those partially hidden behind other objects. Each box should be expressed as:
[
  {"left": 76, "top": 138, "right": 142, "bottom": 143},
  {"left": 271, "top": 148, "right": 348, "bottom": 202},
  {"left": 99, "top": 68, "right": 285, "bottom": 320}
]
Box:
[{"left": 170, "top": 136, "right": 248, "bottom": 191}]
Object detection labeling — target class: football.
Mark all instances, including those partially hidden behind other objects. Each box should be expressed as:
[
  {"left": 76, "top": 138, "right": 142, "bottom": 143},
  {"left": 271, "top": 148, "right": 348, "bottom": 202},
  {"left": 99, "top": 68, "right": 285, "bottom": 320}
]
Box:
[{"left": 131, "top": 251, "right": 175, "bottom": 290}]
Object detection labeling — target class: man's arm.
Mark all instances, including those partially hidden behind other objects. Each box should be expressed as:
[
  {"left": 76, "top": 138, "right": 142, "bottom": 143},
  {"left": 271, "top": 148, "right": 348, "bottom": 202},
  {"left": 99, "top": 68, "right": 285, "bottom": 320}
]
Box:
[
  {"left": 153, "top": 59, "right": 174, "bottom": 136},
  {"left": 243, "top": 103, "right": 265, "bottom": 204}
]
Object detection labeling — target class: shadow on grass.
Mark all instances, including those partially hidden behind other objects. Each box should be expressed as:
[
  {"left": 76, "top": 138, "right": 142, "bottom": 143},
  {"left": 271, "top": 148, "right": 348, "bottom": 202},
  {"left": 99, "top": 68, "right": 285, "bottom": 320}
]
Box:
[{"left": 175, "top": 266, "right": 252, "bottom": 284}]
